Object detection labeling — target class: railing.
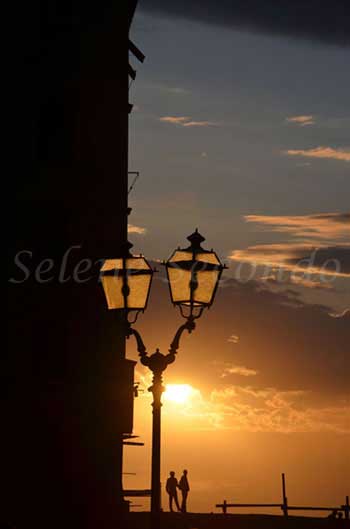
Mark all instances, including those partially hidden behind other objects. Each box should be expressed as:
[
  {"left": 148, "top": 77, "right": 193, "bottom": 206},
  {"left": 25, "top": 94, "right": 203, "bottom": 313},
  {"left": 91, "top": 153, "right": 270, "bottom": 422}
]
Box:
[
  {"left": 216, "top": 474, "right": 349, "bottom": 519},
  {"left": 124, "top": 489, "right": 151, "bottom": 497}
]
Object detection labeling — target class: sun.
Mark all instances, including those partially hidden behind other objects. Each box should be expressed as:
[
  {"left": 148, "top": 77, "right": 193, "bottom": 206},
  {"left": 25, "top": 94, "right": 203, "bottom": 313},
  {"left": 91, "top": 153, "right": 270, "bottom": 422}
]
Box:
[{"left": 163, "top": 384, "right": 195, "bottom": 404}]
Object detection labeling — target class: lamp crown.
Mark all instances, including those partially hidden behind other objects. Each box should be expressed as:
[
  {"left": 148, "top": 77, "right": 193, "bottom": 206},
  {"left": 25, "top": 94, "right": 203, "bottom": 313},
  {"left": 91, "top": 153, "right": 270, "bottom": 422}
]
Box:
[{"left": 187, "top": 228, "right": 205, "bottom": 250}]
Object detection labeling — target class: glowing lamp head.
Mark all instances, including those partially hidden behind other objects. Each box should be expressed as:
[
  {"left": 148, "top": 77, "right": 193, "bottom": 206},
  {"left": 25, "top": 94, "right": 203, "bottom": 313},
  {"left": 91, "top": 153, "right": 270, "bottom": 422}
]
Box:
[
  {"left": 100, "top": 242, "right": 153, "bottom": 317},
  {"left": 165, "top": 229, "right": 224, "bottom": 318}
]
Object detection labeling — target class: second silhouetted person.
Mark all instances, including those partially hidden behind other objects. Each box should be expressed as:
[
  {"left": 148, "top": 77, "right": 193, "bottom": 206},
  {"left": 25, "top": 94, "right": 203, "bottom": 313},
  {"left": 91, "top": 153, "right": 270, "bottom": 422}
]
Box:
[{"left": 179, "top": 469, "right": 190, "bottom": 513}]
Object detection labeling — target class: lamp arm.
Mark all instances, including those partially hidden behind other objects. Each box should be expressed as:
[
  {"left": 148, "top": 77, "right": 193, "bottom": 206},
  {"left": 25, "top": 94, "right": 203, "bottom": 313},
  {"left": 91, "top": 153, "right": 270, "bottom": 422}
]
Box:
[
  {"left": 168, "top": 317, "right": 196, "bottom": 356},
  {"left": 127, "top": 326, "right": 149, "bottom": 365},
  {"left": 127, "top": 316, "right": 196, "bottom": 370}
]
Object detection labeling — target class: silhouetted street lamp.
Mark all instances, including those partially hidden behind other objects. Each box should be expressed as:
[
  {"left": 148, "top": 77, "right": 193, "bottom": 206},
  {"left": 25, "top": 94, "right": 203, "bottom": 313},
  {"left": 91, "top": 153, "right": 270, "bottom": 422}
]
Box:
[{"left": 101, "top": 230, "right": 224, "bottom": 523}]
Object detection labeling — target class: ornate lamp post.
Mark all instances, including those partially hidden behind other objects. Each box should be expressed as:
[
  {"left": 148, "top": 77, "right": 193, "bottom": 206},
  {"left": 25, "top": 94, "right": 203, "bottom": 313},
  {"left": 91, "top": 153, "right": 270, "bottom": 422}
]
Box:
[{"left": 101, "top": 230, "right": 224, "bottom": 524}]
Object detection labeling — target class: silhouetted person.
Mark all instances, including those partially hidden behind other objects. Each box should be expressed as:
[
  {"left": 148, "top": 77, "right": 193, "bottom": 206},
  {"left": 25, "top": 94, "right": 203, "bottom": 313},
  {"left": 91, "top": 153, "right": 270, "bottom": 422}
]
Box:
[
  {"left": 179, "top": 469, "right": 190, "bottom": 513},
  {"left": 328, "top": 510, "right": 338, "bottom": 520},
  {"left": 337, "top": 511, "right": 343, "bottom": 520},
  {"left": 166, "top": 471, "right": 180, "bottom": 512}
]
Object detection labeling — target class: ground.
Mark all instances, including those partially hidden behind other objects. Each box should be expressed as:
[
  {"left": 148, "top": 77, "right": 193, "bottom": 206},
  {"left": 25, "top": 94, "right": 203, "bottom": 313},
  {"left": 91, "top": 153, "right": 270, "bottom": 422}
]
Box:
[{"left": 125, "top": 512, "right": 350, "bottom": 529}]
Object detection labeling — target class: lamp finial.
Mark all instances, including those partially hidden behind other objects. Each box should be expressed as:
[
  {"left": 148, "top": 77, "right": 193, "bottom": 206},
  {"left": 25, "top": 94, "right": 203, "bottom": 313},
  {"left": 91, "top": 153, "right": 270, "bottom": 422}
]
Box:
[{"left": 187, "top": 229, "right": 205, "bottom": 250}]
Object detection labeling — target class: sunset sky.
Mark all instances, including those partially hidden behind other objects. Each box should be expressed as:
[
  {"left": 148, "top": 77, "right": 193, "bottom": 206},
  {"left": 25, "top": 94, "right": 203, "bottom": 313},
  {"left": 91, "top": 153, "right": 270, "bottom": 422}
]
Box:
[{"left": 124, "top": 1, "right": 349, "bottom": 513}]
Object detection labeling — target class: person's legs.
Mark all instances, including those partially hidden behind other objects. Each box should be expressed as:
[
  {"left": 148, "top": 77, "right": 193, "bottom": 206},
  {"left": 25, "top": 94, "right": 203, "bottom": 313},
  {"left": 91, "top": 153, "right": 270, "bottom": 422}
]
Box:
[
  {"left": 169, "top": 494, "right": 173, "bottom": 512},
  {"left": 174, "top": 491, "right": 181, "bottom": 511},
  {"left": 181, "top": 491, "right": 188, "bottom": 513}
]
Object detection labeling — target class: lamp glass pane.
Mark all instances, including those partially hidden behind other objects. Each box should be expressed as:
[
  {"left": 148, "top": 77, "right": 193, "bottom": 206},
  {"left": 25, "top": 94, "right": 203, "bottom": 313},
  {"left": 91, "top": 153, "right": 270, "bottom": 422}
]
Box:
[
  {"left": 193, "top": 269, "right": 220, "bottom": 304},
  {"left": 195, "top": 252, "right": 220, "bottom": 265},
  {"left": 126, "top": 256, "right": 151, "bottom": 270},
  {"left": 101, "top": 275, "right": 125, "bottom": 309},
  {"left": 169, "top": 250, "right": 192, "bottom": 263},
  {"left": 168, "top": 267, "right": 191, "bottom": 303},
  {"left": 126, "top": 273, "right": 152, "bottom": 309},
  {"left": 101, "top": 259, "right": 123, "bottom": 272}
]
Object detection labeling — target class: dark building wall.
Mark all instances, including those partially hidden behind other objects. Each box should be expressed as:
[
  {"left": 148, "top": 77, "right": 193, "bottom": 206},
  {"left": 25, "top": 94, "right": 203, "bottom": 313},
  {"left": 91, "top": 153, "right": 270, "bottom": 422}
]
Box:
[{"left": 5, "top": 2, "right": 138, "bottom": 527}]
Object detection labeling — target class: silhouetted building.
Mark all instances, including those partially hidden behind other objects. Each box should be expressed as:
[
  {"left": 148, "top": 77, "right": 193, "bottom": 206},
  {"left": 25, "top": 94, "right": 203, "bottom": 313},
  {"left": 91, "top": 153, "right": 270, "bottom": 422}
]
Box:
[{"left": 5, "top": 2, "right": 138, "bottom": 528}]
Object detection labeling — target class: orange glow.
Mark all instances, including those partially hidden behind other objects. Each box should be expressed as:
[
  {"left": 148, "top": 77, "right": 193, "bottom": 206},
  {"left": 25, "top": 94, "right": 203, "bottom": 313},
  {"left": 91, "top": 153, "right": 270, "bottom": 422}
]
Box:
[{"left": 163, "top": 384, "right": 197, "bottom": 404}]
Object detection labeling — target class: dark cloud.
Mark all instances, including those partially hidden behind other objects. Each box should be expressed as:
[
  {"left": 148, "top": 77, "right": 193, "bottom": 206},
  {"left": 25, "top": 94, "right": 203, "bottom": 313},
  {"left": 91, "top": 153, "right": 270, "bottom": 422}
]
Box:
[
  {"left": 330, "top": 308, "right": 350, "bottom": 318},
  {"left": 315, "top": 213, "right": 350, "bottom": 223},
  {"left": 230, "top": 212, "right": 350, "bottom": 280},
  {"left": 286, "top": 245, "right": 350, "bottom": 275},
  {"left": 137, "top": 271, "right": 350, "bottom": 401},
  {"left": 212, "top": 281, "right": 349, "bottom": 395},
  {"left": 139, "top": 0, "right": 350, "bottom": 47}
]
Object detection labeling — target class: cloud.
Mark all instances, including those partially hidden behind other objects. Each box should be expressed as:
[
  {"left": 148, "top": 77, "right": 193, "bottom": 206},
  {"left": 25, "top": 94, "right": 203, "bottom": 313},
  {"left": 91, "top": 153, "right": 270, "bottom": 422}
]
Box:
[
  {"left": 221, "top": 365, "right": 258, "bottom": 378},
  {"left": 159, "top": 116, "right": 190, "bottom": 124},
  {"left": 183, "top": 120, "right": 217, "bottom": 127},
  {"left": 285, "top": 146, "right": 350, "bottom": 162},
  {"left": 261, "top": 273, "right": 334, "bottom": 290},
  {"left": 137, "top": 372, "right": 350, "bottom": 433},
  {"left": 167, "top": 87, "right": 190, "bottom": 94},
  {"left": 140, "top": 0, "right": 350, "bottom": 47},
  {"left": 207, "top": 385, "right": 350, "bottom": 434},
  {"left": 278, "top": 275, "right": 333, "bottom": 290},
  {"left": 244, "top": 212, "right": 350, "bottom": 241},
  {"left": 153, "top": 83, "right": 191, "bottom": 95},
  {"left": 230, "top": 243, "right": 350, "bottom": 278},
  {"left": 286, "top": 115, "right": 315, "bottom": 126},
  {"left": 128, "top": 223, "right": 147, "bottom": 234},
  {"left": 227, "top": 334, "right": 239, "bottom": 343},
  {"left": 159, "top": 116, "right": 217, "bottom": 127},
  {"left": 137, "top": 367, "right": 350, "bottom": 433},
  {"left": 232, "top": 213, "right": 350, "bottom": 280}
]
